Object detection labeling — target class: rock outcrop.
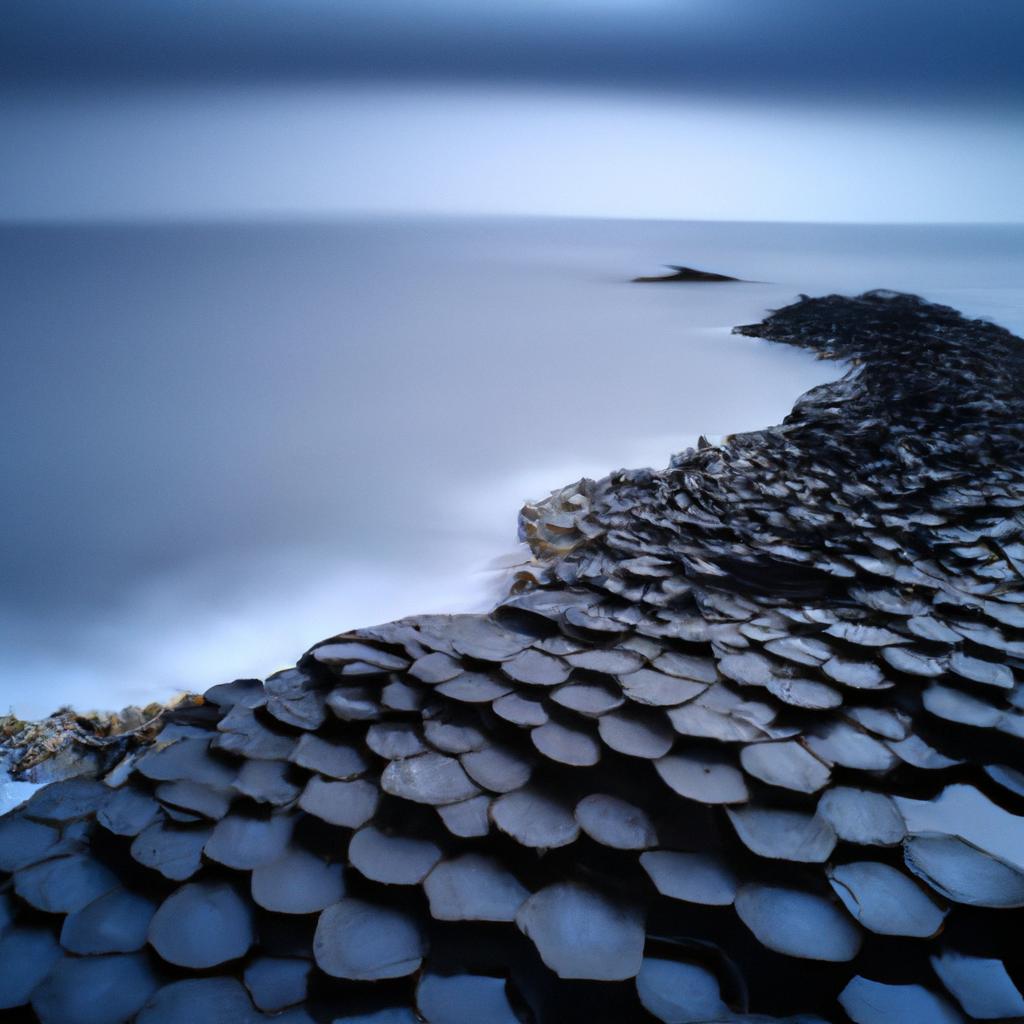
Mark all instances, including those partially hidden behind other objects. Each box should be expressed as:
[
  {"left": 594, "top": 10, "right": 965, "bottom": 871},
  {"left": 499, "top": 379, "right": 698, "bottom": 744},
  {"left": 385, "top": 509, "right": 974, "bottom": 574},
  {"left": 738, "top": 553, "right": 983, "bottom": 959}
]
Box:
[{"left": 632, "top": 265, "right": 742, "bottom": 283}]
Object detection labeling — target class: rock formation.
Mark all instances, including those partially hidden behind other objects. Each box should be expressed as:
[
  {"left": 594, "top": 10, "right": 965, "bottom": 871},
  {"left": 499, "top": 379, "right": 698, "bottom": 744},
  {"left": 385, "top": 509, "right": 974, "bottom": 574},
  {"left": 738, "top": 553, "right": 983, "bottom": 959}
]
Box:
[
  {"left": 2, "top": 291, "right": 1023, "bottom": 1023},
  {"left": 632, "top": 265, "right": 742, "bottom": 283}
]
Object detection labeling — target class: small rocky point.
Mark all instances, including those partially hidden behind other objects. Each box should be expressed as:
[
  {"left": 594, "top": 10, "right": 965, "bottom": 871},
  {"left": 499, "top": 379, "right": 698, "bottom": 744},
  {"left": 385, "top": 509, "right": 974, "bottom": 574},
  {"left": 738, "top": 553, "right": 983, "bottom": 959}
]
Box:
[
  {"left": 2, "top": 697, "right": 199, "bottom": 785},
  {"left": 2, "top": 291, "right": 1023, "bottom": 1023},
  {"left": 632, "top": 265, "right": 742, "bottom": 283}
]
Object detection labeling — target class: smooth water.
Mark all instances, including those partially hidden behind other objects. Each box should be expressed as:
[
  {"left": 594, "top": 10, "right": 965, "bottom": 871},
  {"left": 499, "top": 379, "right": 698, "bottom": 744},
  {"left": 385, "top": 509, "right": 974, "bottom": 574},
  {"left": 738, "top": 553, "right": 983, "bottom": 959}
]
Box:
[{"left": 2, "top": 217, "right": 1022, "bottom": 717}]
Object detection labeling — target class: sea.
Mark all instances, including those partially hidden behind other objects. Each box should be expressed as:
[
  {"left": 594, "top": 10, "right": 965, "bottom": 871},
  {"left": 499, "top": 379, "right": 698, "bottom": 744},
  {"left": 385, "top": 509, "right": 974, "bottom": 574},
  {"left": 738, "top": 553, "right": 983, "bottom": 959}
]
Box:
[{"left": 2, "top": 217, "right": 1023, "bottom": 723}]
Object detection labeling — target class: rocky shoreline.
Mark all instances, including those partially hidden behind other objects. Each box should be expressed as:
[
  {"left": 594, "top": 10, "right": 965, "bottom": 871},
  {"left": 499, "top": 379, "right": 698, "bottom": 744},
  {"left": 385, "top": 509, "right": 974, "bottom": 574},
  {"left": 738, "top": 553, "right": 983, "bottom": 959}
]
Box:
[
  {"left": 2, "top": 290, "right": 1023, "bottom": 1023},
  {"left": 1, "top": 697, "right": 197, "bottom": 789}
]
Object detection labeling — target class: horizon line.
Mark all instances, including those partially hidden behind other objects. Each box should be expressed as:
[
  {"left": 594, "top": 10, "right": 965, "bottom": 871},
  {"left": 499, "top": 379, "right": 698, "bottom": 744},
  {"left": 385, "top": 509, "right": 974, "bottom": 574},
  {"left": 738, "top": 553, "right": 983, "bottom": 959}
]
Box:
[{"left": 3, "top": 210, "right": 1023, "bottom": 230}]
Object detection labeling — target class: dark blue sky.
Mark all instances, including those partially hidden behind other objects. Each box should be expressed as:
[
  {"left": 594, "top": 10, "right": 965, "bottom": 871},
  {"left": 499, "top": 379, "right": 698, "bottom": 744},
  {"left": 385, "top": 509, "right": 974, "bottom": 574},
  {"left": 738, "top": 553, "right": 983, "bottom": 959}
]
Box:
[
  {"left": 5, "top": 0, "right": 1024, "bottom": 107},
  {"left": 2, "top": 1, "right": 1022, "bottom": 221}
]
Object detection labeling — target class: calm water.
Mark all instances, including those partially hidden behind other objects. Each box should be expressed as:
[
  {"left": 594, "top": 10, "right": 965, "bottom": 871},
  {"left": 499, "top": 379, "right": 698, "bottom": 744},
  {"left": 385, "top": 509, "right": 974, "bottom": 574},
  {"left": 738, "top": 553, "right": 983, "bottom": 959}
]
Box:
[{"left": 2, "top": 217, "right": 1023, "bottom": 717}]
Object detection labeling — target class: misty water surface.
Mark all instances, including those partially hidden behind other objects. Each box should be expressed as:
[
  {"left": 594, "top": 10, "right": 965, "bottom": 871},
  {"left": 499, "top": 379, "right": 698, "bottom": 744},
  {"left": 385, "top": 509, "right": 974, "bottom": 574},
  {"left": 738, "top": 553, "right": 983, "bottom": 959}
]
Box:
[{"left": 2, "top": 217, "right": 1023, "bottom": 716}]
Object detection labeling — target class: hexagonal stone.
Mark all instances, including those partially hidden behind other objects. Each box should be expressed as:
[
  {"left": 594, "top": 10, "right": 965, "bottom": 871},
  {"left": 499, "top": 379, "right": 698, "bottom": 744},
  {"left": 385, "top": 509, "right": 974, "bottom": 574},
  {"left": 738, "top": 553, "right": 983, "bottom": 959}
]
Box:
[
  {"left": 640, "top": 851, "right": 738, "bottom": 906},
  {"left": 446, "top": 617, "right": 533, "bottom": 662},
  {"left": 423, "top": 854, "right": 529, "bottom": 922},
  {"left": 574, "top": 794, "right": 656, "bottom": 850},
  {"left": 902, "top": 834, "right": 1024, "bottom": 908},
  {"left": 60, "top": 888, "right": 158, "bottom": 954},
  {"left": 735, "top": 883, "right": 861, "bottom": 961},
  {"left": 739, "top": 741, "right": 831, "bottom": 794},
  {"left": 492, "top": 693, "right": 548, "bottom": 727},
  {"left": 726, "top": 807, "right": 836, "bottom": 863},
  {"left": 299, "top": 776, "right": 379, "bottom": 828},
  {"left": 619, "top": 668, "right": 707, "bottom": 707},
  {"left": 204, "top": 812, "right": 293, "bottom": 869},
  {"left": 531, "top": 720, "right": 601, "bottom": 766},
  {"left": 0, "top": 815, "right": 61, "bottom": 872},
  {"left": 564, "top": 649, "right": 644, "bottom": 675},
  {"left": 490, "top": 788, "right": 579, "bottom": 849},
  {"left": 31, "top": 952, "right": 160, "bottom": 1024},
  {"left": 313, "top": 899, "right": 425, "bottom": 981},
  {"left": 265, "top": 669, "right": 327, "bottom": 730},
  {"left": 436, "top": 672, "right": 512, "bottom": 703},
  {"left": 0, "top": 926, "right": 63, "bottom": 1010},
  {"left": 215, "top": 706, "right": 296, "bottom": 760},
  {"left": 97, "top": 788, "right": 161, "bottom": 837},
  {"left": 460, "top": 744, "right": 534, "bottom": 793},
  {"left": 148, "top": 882, "right": 254, "bottom": 968},
  {"left": 422, "top": 714, "right": 487, "bottom": 754},
  {"left": 636, "top": 957, "right": 730, "bottom": 1023},
  {"left": 500, "top": 649, "right": 571, "bottom": 687},
  {"left": 436, "top": 795, "right": 492, "bottom": 838},
  {"left": 23, "top": 778, "right": 109, "bottom": 824},
  {"left": 138, "top": 738, "right": 235, "bottom": 786},
  {"left": 232, "top": 760, "right": 301, "bottom": 806},
  {"left": 516, "top": 882, "right": 644, "bottom": 981},
  {"left": 805, "top": 721, "right": 897, "bottom": 771},
  {"left": 652, "top": 652, "right": 718, "bottom": 684},
  {"left": 839, "top": 976, "right": 964, "bottom": 1024},
  {"left": 366, "top": 723, "right": 428, "bottom": 761},
  {"left": 15, "top": 854, "right": 119, "bottom": 914},
  {"left": 550, "top": 682, "right": 624, "bottom": 717},
  {"left": 289, "top": 734, "right": 368, "bottom": 779},
  {"left": 655, "top": 751, "right": 749, "bottom": 805},
  {"left": 416, "top": 972, "right": 520, "bottom": 1024},
  {"left": 131, "top": 820, "right": 211, "bottom": 881},
  {"left": 828, "top": 862, "right": 946, "bottom": 937},
  {"left": 598, "top": 708, "right": 675, "bottom": 759},
  {"left": 381, "top": 752, "right": 480, "bottom": 806},
  {"left": 136, "top": 978, "right": 262, "bottom": 1024},
  {"left": 409, "top": 652, "right": 463, "bottom": 684},
  {"left": 930, "top": 950, "right": 1024, "bottom": 1021},
  {"left": 313, "top": 641, "right": 410, "bottom": 672},
  {"left": 250, "top": 846, "right": 346, "bottom": 914},
  {"left": 243, "top": 957, "right": 311, "bottom": 1013},
  {"left": 816, "top": 787, "right": 906, "bottom": 846},
  {"left": 203, "top": 678, "right": 265, "bottom": 710},
  {"left": 349, "top": 826, "right": 441, "bottom": 885},
  {"left": 155, "top": 780, "right": 232, "bottom": 821}
]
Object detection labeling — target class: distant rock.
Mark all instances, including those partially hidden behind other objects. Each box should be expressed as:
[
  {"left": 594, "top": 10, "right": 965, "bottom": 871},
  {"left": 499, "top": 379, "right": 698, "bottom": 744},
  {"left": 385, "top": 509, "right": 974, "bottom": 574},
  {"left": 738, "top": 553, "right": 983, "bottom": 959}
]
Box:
[{"left": 632, "top": 264, "right": 742, "bottom": 283}]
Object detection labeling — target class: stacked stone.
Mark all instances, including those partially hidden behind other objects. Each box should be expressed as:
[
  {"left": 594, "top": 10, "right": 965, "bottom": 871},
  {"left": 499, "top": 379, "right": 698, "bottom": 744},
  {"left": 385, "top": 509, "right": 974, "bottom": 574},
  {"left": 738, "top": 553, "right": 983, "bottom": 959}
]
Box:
[{"left": 2, "top": 291, "right": 1023, "bottom": 1023}]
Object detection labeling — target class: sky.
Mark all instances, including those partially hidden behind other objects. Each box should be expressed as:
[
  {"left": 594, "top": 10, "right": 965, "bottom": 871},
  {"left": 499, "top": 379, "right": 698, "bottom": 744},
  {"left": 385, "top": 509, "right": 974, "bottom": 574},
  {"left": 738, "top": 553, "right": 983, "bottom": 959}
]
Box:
[{"left": 2, "top": 1, "right": 1024, "bottom": 221}]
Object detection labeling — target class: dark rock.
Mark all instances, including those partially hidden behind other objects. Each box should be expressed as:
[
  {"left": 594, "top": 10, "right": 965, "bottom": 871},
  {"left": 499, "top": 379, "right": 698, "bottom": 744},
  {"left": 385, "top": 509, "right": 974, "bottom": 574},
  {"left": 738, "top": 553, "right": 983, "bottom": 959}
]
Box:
[{"left": 632, "top": 265, "right": 742, "bottom": 283}]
